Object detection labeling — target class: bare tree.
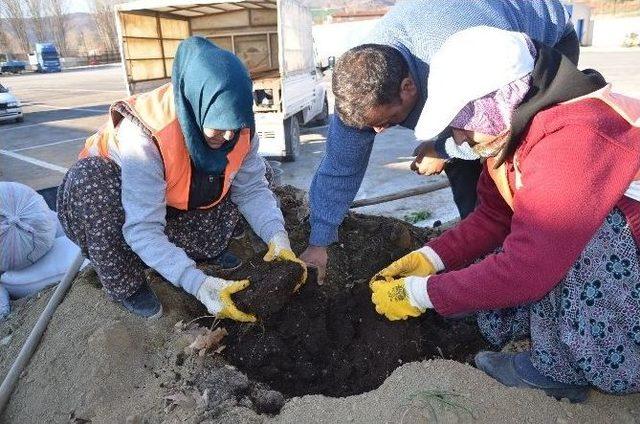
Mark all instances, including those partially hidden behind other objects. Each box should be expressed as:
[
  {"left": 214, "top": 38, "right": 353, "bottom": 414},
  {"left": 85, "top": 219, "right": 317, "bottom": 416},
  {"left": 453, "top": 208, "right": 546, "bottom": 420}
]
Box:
[
  {"left": 89, "top": 0, "right": 122, "bottom": 52},
  {"left": 0, "top": 0, "right": 31, "bottom": 54},
  {"left": 25, "top": 0, "right": 48, "bottom": 43},
  {"left": 47, "top": 0, "right": 69, "bottom": 55},
  {"left": 0, "top": 17, "right": 10, "bottom": 53}
]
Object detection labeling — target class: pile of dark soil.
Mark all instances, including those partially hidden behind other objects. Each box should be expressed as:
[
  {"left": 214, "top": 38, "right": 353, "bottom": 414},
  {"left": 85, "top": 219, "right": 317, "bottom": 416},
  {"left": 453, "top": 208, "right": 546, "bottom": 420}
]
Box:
[{"left": 221, "top": 186, "right": 489, "bottom": 398}]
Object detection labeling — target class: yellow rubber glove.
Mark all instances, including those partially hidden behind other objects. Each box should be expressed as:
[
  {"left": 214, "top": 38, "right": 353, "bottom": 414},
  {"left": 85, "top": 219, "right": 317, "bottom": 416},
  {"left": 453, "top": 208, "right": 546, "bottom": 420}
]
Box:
[
  {"left": 196, "top": 277, "right": 256, "bottom": 322},
  {"left": 375, "top": 248, "right": 436, "bottom": 281},
  {"left": 370, "top": 277, "right": 424, "bottom": 321},
  {"left": 264, "top": 232, "right": 308, "bottom": 291}
]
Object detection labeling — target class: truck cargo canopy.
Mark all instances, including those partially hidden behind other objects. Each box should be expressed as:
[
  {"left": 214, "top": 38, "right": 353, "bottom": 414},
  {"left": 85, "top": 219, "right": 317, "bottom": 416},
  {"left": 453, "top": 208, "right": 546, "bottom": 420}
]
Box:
[{"left": 116, "top": 0, "right": 314, "bottom": 94}]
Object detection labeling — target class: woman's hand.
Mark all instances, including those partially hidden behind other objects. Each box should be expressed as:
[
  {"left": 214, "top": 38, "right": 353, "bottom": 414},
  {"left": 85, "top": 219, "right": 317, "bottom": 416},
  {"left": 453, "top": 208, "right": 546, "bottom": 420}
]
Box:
[
  {"left": 264, "top": 232, "right": 308, "bottom": 290},
  {"left": 196, "top": 276, "right": 256, "bottom": 322},
  {"left": 370, "top": 276, "right": 429, "bottom": 321}
]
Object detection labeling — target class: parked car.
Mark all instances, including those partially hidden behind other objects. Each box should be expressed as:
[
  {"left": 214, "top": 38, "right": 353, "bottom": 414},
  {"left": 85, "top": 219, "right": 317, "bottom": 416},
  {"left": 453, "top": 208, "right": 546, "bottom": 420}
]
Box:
[
  {"left": 0, "top": 83, "right": 24, "bottom": 123},
  {"left": 0, "top": 60, "right": 26, "bottom": 74}
]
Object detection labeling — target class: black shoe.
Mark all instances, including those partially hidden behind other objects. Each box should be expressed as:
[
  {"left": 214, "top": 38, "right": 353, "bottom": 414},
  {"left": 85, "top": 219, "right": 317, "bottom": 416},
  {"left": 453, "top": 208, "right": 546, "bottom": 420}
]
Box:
[
  {"left": 121, "top": 282, "right": 163, "bottom": 319},
  {"left": 475, "top": 351, "right": 589, "bottom": 403},
  {"left": 213, "top": 250, "right": 242, "bottom": 270},
  {"left": 232, "top": 222, "right": 246, "bottom": 239}
]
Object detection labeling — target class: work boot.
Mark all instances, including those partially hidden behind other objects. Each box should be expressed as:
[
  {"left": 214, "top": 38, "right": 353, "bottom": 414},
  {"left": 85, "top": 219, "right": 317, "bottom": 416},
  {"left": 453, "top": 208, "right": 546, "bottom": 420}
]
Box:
[
  {"left": 474, "top": 351, "right": 589, "bottom": 403},
  {"left": 232, "top": 221, "right": 246, "bottom": 240},
  {"left": 121, "top": 281, "right": 163, "bottom": 319},
  {"left": 212, "top": 250, "right": 242, "bottom": 270}
]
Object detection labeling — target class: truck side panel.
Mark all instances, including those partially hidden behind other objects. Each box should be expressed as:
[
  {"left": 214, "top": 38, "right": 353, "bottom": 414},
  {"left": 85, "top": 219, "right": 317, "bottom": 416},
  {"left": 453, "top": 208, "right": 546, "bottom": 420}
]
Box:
[
  {"left": 118, "top": 11, "right": 189, "bottom": 94},
  {"left": 279, "top": 0, "right": 315, "bottom": 75}
]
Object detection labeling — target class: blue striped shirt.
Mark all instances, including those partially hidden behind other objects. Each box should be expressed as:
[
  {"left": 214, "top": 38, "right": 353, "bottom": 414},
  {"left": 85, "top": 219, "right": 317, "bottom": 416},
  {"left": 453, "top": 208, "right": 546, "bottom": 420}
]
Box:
[{"left": 309, "top": 0, "right": 572, "bottom": 246}]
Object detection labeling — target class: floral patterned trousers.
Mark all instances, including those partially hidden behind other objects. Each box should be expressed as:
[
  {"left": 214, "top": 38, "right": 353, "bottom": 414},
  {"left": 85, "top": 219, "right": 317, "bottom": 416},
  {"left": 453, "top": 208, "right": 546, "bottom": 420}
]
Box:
[
  {"left": 477, "top": 208, "right": 640, "bottom": 395},
  {"left": 56, "top": 157, "right": 241, "bottom": 300}
]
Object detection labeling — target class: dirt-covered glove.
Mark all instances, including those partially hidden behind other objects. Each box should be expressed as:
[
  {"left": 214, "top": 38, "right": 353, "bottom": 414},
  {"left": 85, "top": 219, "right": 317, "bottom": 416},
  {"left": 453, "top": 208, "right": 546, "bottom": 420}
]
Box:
[
  {"left": 373, "top": 247, "right": 436, "bottom": 282},
  {"left": 370, "top": 276, "right": 430, "bottom": 321},
  {"left": 263, "top": 231, "right": 308, "bottom": 290},
  {"left": 196, "top": 276, "right": 256, "bottom": 322}
]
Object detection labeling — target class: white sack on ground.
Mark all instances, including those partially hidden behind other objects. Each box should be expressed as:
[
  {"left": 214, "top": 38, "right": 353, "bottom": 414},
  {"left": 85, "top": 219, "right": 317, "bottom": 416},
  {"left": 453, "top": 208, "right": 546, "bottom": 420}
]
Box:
[
  {"left": 0, "top": 182, "right": 57, "bottom": 272},
  {"left": 0, "top": 236, "right": 82, "bottom": 298},
  {"left": 0, "top": 284, "right": 9, "bottom": 318}
]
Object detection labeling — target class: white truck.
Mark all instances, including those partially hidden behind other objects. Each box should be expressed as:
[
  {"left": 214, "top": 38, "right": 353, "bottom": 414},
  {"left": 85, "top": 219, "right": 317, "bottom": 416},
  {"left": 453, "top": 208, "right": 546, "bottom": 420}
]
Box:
[{"left": 114, "top": 0, "right": 329, "bottom": 161}]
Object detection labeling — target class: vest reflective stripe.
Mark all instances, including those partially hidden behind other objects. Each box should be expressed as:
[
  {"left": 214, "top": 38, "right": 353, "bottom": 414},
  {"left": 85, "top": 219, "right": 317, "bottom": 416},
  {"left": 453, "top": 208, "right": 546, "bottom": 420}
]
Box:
[
  {"left": 79, "top": 83, "right": 251, "bottom": 211},
  {"left": 485, "top": 157, "right": 515, "bottom": 209},
  {"left": 487, "top": 85, "right": 640, "bottom": 210}
]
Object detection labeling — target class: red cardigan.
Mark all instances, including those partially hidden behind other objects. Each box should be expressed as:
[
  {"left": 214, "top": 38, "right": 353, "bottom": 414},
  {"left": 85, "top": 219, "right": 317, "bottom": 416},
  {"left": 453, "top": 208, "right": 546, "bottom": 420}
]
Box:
[{"left": 426, "top": 99, "right": 640, "bottom": 317}]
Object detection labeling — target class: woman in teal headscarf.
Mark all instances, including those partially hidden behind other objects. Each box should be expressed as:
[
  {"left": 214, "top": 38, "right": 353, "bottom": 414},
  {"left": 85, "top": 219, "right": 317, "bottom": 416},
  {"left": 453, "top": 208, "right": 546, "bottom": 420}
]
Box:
[{"left": 57, "top": 37, "right": 304, "bottom": 320}]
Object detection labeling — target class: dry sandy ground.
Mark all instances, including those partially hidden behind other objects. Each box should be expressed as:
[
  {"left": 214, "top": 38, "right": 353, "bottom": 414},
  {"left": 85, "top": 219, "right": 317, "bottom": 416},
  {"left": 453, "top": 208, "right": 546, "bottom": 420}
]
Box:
[
  {"left": 1, "top": 268, "right": 639, "bottom": 424},
  {"left": 273, "top": 360, "right": 640, "bottom": 424}
]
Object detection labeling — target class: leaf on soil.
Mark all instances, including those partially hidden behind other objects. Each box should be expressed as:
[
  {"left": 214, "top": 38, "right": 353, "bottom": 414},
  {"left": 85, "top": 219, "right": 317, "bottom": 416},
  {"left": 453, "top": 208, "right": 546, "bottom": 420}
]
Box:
[
  {"left": 196, "top": 389, "right": 209, "bottom": 409},
  {"left": 68, "top": 410, "right": 92, "bottom": 423},
  {"left": 164, "top": 392, "right": 195, "bottom": 413},
  {"left": 164, "top": 389, "right": 208, "bottom": 414},
  {"left": 184, "top": 327, "right": 228, "bottom": 356}
]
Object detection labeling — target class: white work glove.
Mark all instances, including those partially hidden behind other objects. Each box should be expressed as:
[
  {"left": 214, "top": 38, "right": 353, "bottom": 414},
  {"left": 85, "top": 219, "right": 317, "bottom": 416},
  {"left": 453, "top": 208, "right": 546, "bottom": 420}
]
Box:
[
  {"left": 263, "top": 231, "right": 307, "bottom": 290},
  {"left": 196, "top": 276, "right": 255, "bottom": 322},
  {"left": 263, "top": 231, "right": 292, "bottom": 260},
  {"left": 404, "top": 276, "right": 433, "bottom": 310}
]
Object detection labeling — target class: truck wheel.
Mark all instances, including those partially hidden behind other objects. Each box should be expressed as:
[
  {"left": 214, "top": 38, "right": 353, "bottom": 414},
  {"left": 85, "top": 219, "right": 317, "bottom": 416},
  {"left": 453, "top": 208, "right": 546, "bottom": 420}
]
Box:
[
  {"left": 310, "top": 99, "right": 329, "bottom": 126},
  {"left": 15, "top": 117, "right": 24, "bottom": 123},
  {"left": 283, "top": 115, "right": 300, "bottom": 162}
]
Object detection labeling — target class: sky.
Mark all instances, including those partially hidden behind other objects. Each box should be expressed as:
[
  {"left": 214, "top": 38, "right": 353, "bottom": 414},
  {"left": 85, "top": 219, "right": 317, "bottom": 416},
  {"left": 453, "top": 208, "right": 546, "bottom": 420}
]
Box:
[{"left": 69, "top": 0, "right": 97, "bottom": 14}]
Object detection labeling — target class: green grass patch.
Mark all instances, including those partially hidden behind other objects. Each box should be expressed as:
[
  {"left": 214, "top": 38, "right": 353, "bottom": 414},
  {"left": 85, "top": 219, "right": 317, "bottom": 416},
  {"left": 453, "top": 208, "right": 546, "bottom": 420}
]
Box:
[
  {"left": 403, "top": 210, "right": 432, "bottom": 224},
  {"left": 404, "top": 389, "right": 474, "bottom": 422}
]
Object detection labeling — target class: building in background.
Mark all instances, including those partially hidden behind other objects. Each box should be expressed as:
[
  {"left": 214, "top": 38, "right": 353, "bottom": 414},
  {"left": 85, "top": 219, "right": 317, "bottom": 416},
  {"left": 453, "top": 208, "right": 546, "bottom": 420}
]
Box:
[
  {"left": 328, "top": 8, "right": 388, "bottom": 23},
  {"left": 564, "top": 2, "right": 594, "bottom": 45}
]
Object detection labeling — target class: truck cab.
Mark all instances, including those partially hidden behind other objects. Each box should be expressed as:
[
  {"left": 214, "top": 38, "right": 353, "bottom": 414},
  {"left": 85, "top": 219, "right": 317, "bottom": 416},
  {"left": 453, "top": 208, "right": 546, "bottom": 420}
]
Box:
[
  {"left": 29, "top": 43, "right": 62, "bottom": 73},
  {"left": 115, "top": 0, "right": 328, "bottom": 161}
]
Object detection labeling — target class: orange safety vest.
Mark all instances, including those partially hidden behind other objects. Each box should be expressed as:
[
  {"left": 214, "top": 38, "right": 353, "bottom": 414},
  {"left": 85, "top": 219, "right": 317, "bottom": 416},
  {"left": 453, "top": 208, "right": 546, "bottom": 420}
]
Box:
[
  {"left": 486, "top": 84, "right": 640, "bottom": 209},
  {"left": 80, "top": 83, "right": 251, "bottom": 211}
]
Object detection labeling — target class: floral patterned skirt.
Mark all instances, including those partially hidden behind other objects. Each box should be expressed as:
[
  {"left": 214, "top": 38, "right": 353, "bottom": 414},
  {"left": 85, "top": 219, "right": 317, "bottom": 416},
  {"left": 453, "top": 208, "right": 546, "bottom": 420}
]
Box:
[{"left": 477, "top": 208, "right": 640, "bottom": 394}]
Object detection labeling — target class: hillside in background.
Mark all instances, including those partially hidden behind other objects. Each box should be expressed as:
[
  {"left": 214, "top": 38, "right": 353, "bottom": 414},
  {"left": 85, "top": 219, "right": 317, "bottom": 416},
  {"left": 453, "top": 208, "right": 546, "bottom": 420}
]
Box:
[{"left": 0, "top": 12, "right": 106, "bottom": 57}]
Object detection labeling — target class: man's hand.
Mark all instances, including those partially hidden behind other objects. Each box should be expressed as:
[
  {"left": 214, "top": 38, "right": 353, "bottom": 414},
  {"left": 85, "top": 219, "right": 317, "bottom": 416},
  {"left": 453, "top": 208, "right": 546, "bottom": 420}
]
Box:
[
  {"left": 300, "top": 245, "right": 328, "bottom": 284},
  {"left": 411, "top": 141, "right": 446, "bottom": 176}
]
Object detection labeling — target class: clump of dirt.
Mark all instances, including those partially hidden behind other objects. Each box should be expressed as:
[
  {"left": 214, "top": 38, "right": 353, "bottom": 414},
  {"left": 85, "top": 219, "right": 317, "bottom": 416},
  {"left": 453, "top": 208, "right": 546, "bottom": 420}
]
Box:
[
  {"left": 209, "top": 258, "right": 304, "bottom": 318},
  {"left": 221, "top": 186, "right": 489, "bottom": 398}
]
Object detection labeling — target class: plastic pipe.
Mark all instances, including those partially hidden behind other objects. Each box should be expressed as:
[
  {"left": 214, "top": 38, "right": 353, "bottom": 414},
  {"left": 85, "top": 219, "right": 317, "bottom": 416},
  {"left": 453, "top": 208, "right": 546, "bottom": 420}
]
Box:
[
  {"left": 0, "top": 251, "right": 85, "bottom": 415},
  {"left": 350, "top": 181, "right": 451, "bottom": 208}
]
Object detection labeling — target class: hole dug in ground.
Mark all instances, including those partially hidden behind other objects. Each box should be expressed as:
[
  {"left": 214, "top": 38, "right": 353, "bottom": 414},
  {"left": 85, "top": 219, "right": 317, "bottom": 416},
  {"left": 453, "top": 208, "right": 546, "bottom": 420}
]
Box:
[
  {"left": 219, "top": 258, "right": 488, "bottom": 399},
  {"left": 214, "top": 187, "right": 490, "bottom": 399}
]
